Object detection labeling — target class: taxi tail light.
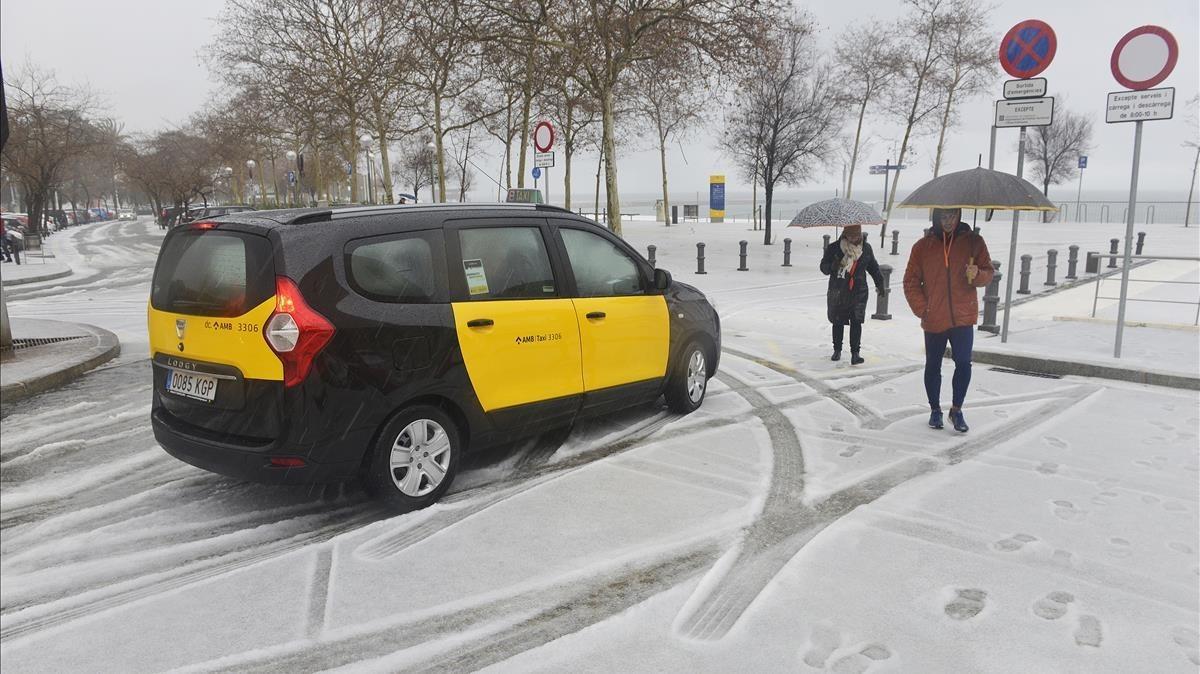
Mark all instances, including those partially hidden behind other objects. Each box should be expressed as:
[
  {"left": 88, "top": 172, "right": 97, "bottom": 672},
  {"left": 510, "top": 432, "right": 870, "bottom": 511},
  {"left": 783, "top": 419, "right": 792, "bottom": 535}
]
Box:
[
  {"left": 268, "top": 457, "right": 306, "bottom": 468},
  {"left": 264, "top": 276, "right": 334, "bottom": 387},
  {"left": 190, "top": 220, "right": 219, "bottom": 230}
]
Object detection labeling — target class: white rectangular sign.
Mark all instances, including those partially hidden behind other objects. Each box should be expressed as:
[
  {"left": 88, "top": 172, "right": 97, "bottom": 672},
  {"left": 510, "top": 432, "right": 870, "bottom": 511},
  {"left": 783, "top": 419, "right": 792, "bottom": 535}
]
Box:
[
  {"left": 534, "top": 152, "right": 555, "bottom": 168},
  {"left": 994, "top": 97, "right": 1054, "bottom": 128},
  {"left": 1003, "top": 78, "right": 1047, "bottom": 99},
  {"left": 1106, "top": 88, "right": 1174, "bottom": 124}
]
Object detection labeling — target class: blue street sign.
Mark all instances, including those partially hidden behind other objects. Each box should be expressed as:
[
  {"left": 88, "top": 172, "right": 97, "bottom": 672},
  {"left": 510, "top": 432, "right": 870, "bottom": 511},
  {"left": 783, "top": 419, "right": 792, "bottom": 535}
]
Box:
[
  {"left": 1078, "top": 156, "right": 1088, "bottom": 169},
  {"left": 531, "top": 167, "right": 542, "bottom": 180}
]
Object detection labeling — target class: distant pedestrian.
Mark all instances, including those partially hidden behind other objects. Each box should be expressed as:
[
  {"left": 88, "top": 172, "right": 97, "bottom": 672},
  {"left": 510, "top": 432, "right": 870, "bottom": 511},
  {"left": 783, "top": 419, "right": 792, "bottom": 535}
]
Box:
[
  {"left": 902, "top": 208, "right": 994, "bottom": 433},
  {"left": 820, "top": 224, "right": 884, "bottom": 365}
]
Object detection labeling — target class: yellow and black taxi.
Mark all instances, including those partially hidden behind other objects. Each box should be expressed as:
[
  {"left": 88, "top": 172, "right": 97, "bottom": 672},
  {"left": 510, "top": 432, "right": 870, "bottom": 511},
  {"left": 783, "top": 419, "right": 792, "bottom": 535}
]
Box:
[{"left": 148, "top": 203, "right": 720, "bottom": 511}]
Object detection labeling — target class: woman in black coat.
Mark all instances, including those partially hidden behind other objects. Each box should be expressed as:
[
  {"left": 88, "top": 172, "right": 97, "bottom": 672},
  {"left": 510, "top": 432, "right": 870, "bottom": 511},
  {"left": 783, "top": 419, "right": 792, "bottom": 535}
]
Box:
[{"left": 819, "top": 225, "right": 885, "bottom": 364}]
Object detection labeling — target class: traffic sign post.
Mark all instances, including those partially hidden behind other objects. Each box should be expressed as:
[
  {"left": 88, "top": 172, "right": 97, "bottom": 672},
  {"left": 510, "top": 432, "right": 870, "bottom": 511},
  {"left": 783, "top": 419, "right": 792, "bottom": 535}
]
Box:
[
  {"left": 533, "top": 122, "right": 555, "bottom": 205},
  {"left": 1108, "top": 25, "right": 1178, "bottom": 358},
  {"left": 872, "top": 163, "right": 906, "bottom": 246},
  {"left": 1075, "top": 156, "right": 1088, "bottom": 223},
  {"left": 996, "top": 19, "right": 1058, "bottom": 343}
]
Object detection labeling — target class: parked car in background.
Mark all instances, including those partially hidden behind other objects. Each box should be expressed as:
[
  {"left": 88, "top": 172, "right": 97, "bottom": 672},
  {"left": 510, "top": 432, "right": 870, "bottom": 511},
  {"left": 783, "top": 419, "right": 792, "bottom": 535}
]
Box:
[{"left": 118, "top": 209, "right": 137, "bottom": 220}]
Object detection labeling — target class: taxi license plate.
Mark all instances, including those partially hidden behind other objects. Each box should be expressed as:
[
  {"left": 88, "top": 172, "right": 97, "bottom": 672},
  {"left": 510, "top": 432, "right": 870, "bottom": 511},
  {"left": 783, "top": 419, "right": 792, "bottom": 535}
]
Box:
[{"left": 165, "top": 369, "right": 218, "bottom": 402}]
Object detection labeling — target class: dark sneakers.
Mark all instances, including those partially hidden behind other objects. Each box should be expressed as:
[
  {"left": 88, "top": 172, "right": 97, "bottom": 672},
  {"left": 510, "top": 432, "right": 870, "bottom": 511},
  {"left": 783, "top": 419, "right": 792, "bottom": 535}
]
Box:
[
  {"left": 949, "top": 409, "right": 969, "bottom": 433},
  {"left": 831, "top": 350, "right": 841, "bottom": 361},
  {"left": 929, "top": 409, "right": 944, "bottom": 429}
]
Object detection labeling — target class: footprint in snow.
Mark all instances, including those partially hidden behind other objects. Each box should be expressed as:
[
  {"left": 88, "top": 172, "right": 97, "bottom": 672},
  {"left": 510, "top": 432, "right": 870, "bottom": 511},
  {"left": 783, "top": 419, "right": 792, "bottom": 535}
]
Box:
[
  {"left": 1036, "top": 462, "right": 1058, "bottom": 475},
  {"left": 1052, "top": 549, "right": 1074, "bottom": 565},
  {"left": 993, "top": 409, "right": 1010, "bottom": 418},
  {"left": 1163, "top": 501, "right": 1188, "bottom": 513},
  {"left": 944, "top": 588, "right": 988, "bottom": 621},
  {"left": 1141, "top": 494, "right": 1160, "bottom": 505},
  {"left": 830, "top": 423, "right": 845, "bottom": 433},
  {"left": 1074, "top": 615, "right": 1103, "bottom": 648},
  {"left": 994, "top": 533, "right": 1037, "bottom": 552},
  {"left": 839, "top": 445, "right": 862, "bottom": 458},
  {"left": 1033, "top": 591, "right": 1075, "bottom": 620},
  {"left": 883, "top": 387, "right": 896, "bottom": 395},
  {"left": 1051, "top": 500, "right": 1087, "bottom": 523},
  {"left": 1043, "top": 436, "right": 1068, "bottom": 449},
  {"left": 1091, "top": 491, "right": 1119, "bottom": 506},
  {"left": 801, "top": 623, "right": 841, "bottom": 668},
  {"left": 1168, "top": 541, "right": 1194, "bottom": 554},
  {"left": 1107, "top": 537, "right": 1132, "bottom": 559},
  {"left": 1149, "top": 420, "right": 1174, "bottom": 432},
  {"left": 1172, "top": 626, "right": 1200, "bottom": 666},
  {"left": 829, "top": 644, "right": 893, "bottom": 674}
]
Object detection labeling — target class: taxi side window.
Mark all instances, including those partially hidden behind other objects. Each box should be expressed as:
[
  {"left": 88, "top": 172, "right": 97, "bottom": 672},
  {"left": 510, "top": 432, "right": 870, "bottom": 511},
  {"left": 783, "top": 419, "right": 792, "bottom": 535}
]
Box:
[
  {"left": 459, "top": 227, "right": 556, "bottom": 300},
  {"left": 346, "top": 231, "right": 445, "bottom": 303},
  {"left": 559, "top": 228, "right": 645, "bottom": 297}
]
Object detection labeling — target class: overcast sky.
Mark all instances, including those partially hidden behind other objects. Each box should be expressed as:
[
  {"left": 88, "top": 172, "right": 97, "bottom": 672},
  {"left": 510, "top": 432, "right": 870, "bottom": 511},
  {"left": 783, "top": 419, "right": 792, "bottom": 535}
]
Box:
[{"left": 3, "top": 0, "right": 1197, "bottom": 201}]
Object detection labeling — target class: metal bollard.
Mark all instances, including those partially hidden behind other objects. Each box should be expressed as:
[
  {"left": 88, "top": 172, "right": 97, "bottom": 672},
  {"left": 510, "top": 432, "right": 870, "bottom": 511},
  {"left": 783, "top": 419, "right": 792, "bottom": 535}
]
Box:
[
  {"left": 647, "top": 245, "right": 656, "bottom": 269},
  {"left": 890, "top": 230, "right": 899, "bottom": 255},
  {"left": 695, "top": 242, "right": 706, "bottom": 275},
  {"left": 1108, "top": 238, "right": 1119, "bottom": 268},
  {"left": 871, "top": 264, "right": 893, "bottom": 320},
  {"left": 822, "top": 233, "right": 831, "bottom": 249},
  {"left": 1017, "top": 254, "right": 1032, "bottom": 294},
  {"left": 1136, "top": 231, "right": 1146, "bottom": 255},
  {"left": 1066, "top": 245, "right": 1079, "bottom": 279},
  {"left": 979, "top": 262, "right": 1002, "bottom": 334},
  {"left": 1044, "top": 249, "right": 1058, "bottom": 286},
  {"left": 782, "top": 238, "right": 792, "bottom": 267},
  {"left": 738, "top": 240, "right": 749, "bottom": 271}
]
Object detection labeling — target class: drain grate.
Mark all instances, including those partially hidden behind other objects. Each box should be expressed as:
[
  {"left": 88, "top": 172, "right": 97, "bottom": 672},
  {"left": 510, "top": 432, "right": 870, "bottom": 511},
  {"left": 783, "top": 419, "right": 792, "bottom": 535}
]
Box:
[
  {"left": 1, "top": 336, "right": 88, "bottom": 352},
  {"left": 989, "top": 366, "right": 1063, "bottom": 380}
]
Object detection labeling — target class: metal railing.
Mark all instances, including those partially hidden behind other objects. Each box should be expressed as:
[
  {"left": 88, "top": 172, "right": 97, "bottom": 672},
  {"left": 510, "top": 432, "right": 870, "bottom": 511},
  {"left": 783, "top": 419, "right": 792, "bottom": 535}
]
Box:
[{"left": 1091, "top": 254, "right": 1200, "bottom": 331}]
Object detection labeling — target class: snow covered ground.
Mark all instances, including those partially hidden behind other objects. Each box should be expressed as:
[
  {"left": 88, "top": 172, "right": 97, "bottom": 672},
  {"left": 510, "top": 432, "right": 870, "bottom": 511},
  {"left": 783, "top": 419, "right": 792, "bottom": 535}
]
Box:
[{"left": 1, "top": 213, "right": 1197, "bottom": 673}]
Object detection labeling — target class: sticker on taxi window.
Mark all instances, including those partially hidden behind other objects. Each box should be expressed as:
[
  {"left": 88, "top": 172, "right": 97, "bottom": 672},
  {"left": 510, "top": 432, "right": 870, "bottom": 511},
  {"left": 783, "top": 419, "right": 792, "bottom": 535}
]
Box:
[{"left": 463, "top": 259, "right": 489, "bottom": 295}]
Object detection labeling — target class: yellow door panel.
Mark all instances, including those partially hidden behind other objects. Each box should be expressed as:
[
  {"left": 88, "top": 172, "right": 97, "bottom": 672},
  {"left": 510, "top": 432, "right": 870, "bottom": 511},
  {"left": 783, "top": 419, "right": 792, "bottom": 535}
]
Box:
[
  {"left": 573, "top": 295, "right": 669, "bottom": 391},
  {"left": 452, "top": 299, "right": 584, "bottom": 411},
  {"left": 147, "top": 296, "right": 283, "bottom": 381}
]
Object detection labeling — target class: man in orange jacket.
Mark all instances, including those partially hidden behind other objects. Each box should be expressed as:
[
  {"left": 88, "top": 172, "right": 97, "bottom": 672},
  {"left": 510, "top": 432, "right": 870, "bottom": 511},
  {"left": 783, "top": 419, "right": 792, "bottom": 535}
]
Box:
[{"left": 903, "top": 208, "right": 994, "bottom": 433}]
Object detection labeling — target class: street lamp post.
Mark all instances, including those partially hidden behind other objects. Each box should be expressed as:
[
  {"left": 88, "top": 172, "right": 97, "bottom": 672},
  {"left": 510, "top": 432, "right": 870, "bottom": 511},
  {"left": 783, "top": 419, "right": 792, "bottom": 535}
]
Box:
[
  {"left": 245, "top": 160, "right": 257, "bottom": 207},
  {"left": 222, "top": 166, "right": 234, "bottom": 204},
  {"left": 360, "top": 134, "right": 374, "bottom": 205}
]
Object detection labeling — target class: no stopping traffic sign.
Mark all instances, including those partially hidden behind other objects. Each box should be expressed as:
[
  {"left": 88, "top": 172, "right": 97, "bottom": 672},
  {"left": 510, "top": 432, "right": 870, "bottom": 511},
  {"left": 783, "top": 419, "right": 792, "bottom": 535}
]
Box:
[
  {"left": 533, "top": 121, "right": 555, "bottom": 154},
  {"left": 999, "top": 20, "right": 1057, "bottom": 79}
]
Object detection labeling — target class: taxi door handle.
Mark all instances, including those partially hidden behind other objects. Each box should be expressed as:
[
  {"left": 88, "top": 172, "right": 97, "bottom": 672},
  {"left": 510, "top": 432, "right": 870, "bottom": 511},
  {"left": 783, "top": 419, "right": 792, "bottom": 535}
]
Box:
[
  {"left": 466, "top": 318, "right": 494, "bottom": 328},
  {"left": 586, "top": 311, "right": 606, "bottom": 320}
]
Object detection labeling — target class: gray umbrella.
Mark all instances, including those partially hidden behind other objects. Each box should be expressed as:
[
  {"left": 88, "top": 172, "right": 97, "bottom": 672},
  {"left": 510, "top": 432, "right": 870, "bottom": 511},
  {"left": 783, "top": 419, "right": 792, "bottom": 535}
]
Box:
[
  {"left": 788, "top": 198, "right": 884, "bottom": 227},
  {"left": 898, "top": 167, "right": 1057, "bottom": 211}
]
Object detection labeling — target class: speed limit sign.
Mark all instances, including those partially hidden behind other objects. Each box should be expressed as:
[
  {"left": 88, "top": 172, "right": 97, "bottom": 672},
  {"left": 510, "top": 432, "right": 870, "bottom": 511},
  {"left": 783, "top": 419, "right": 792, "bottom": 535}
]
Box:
[{"left": 533, "top": 121, "right": 555, "bottom": 153}]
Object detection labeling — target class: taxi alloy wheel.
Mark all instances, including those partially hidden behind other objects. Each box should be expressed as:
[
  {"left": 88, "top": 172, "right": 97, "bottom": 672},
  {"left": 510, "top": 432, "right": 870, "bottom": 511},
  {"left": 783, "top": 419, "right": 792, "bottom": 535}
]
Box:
[
  {"left": 666, "top": 340, "right": 709, "bottom": 414},
  {"left": 366, "top": 405, "right": 461, "bottom": 511}
]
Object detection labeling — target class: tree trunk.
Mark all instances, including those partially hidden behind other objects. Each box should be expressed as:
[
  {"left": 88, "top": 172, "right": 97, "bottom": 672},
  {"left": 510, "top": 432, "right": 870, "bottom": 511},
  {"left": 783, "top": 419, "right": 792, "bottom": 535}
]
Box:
[
  {"left": 1185, "top": 145, "right": 1199, "bottom": 227},
  {"left": 846, "top": 98, "right": 869, "bottom": 199},
  {"left": 1043, "top": 177, "right": 1052, "bottom": 223},
  {"left": 377, "top": 126, "right": 394, "bottom": 205},
  {"left": 517, "top": 87, "right": 533, "bottom": 189},
  {"left": 433, "top": 94, "right": 446, "bottom": 202},
  {"left": 563, "top": 103, "right": 574, "bottom": 210},
  {"left": 751, "top": 170, "right": 758, "bottom": 230},
  {"left": 884, "top": 119, "right": 916, "bottom": 248},
  {"left": 932, "top": 83, "right": 957, "bottom": 178},
  {"left": 594, "top": 153, "right": 602, "bottom": 220},
  {"left": 459, "top": 130, "right": 472, "bottom": 201},
  {"left": 600, "top": 87, "right": 621, "bottom": 235},
  {"left": 348, "top": 122, "right": 360, "bottom": 203},
  {"left": 658, "top": 129, "right": 670, "bottom": 227}
]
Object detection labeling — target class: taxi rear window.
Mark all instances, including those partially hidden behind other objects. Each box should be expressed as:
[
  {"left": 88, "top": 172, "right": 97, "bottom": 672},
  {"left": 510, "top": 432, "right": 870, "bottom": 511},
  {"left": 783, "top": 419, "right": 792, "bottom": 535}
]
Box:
[{"left": 151, "top": 230, "right": 274, "bottom": 317}]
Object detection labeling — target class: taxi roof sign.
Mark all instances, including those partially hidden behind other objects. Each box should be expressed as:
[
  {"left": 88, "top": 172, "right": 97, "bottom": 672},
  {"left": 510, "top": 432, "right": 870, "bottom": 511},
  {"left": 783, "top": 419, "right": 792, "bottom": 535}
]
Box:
[{"left": 505, "top": 188, "right": 543, "bottom": 204}]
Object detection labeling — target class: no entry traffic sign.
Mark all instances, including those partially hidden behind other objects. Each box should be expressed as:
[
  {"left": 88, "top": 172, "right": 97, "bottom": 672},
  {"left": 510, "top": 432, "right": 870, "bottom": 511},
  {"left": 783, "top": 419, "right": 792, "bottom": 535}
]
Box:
[
  {"left": 533, "top": 121, "right": 555, "bottom": 153},
  {"left": 999, "top": 20, "right": 1057, "bottom": 79},
  {"left": 1111, "top": 25, "right": 1178, "bottom": 90}
]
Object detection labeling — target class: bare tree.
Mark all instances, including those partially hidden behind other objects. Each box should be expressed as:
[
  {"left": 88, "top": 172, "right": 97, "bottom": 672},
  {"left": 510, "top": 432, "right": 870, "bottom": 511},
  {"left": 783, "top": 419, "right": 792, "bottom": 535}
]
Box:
[
  {"left": 485, "top": 0, "right": 781, "bottom": 235},
  {"left": 833, "top": 21, "right": 900, "bottom": 199},
  {"left": 629, "top": 52, "right": 706, "bottom": 225},
  {"left": 1027, "top": 106, "right": 1093, "bottom": 221},
  {"left": 881, "top": 0, "right": 955, "bottom": 246},
  {"left": 723, "top": 19, "right": 841, "bottom": 246},
  {"left": 537, "top": 51, "right": 599, "bottom": 211},
  {"left": 929, "top": 0, "right": 996, "bottom": 177},
  {"left": 1, "top": 63, "right": 100, "bottom": 235}
]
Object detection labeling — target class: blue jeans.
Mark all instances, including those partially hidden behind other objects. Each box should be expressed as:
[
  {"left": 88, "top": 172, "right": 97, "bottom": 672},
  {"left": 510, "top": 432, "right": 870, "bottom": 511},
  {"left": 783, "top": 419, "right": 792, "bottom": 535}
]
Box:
[{"left": 924, "top": 326, "right": 973, "bottom": 409}]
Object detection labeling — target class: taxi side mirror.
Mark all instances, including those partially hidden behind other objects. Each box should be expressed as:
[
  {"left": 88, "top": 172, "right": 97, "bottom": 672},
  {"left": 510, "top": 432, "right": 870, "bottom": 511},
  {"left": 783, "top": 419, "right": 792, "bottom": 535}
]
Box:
[{"left": 653, "top": 268, "right": 672, "bottom": 291}]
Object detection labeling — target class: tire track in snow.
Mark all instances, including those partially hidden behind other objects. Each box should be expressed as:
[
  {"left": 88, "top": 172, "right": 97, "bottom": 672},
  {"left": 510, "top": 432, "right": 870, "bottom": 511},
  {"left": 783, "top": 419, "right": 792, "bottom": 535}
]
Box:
[{"left": 722, "top": 346, "right": 881, "bottom": 424}]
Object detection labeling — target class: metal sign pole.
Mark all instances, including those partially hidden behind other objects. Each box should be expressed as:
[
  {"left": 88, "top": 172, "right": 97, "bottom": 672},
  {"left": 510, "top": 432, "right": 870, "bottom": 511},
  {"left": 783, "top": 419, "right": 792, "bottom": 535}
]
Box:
[
  {"left": 1000, "top": 126, "right": 1027, "bottom": 343},
  {"left": 1075, "top": 163, "right": 1084, "bottom": 222},
  {"left": 1114, "top": 120, "right": 1143, "bottom": 358},
  {"left": 987, "top": 125, "right": 997, "bottom": 170}
]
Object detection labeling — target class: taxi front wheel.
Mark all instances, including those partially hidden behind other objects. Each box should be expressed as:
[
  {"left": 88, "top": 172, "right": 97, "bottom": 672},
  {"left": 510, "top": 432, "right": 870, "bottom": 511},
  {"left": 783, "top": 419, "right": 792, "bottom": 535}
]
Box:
[
  {"left": 665, "top": 340, "right": 709, "bottom": 414},
  {"left": 364, "top": 405, "right": 461, "bottom": 512}
]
